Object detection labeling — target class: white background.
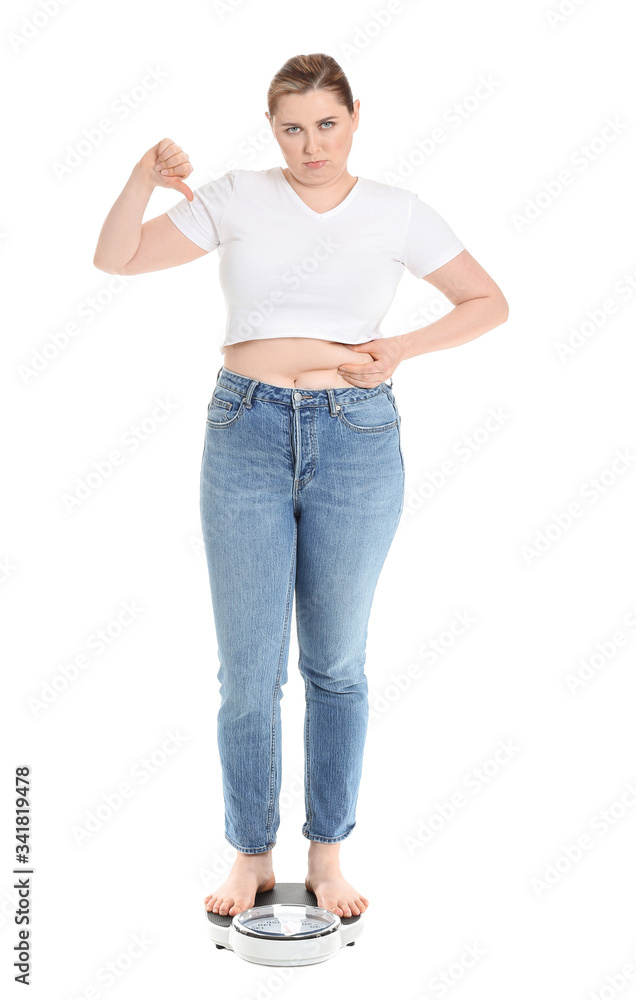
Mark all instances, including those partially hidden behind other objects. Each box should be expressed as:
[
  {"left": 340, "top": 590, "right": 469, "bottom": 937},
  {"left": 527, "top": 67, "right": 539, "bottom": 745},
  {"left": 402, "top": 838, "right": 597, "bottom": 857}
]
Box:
[{"left": 3, "top": 0, "right": 635, "bottom": 996}]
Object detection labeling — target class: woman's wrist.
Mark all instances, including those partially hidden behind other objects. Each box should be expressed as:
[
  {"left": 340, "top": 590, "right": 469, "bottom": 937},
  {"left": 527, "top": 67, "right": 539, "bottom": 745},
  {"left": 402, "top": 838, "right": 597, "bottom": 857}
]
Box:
[
  {"left": 131, "top": 160, "right": 158, "bottom": 192},
  {"left": 396, "top": 329, "right": 420, "bottom": 362}
]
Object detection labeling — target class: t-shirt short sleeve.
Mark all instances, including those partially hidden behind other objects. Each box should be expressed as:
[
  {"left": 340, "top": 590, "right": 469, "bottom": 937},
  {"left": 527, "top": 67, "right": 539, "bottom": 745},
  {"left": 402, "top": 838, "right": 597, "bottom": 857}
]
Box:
[
  {"left": 165, "top": 169, "right": 235, "bottom": 252},
  {"left": 400, "top": 191, "right": 465, "bottom": 278}
]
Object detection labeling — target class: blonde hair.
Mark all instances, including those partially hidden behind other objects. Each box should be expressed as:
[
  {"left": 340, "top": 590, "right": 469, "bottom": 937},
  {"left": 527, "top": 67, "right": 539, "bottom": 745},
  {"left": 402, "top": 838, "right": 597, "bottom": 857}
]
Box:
[{"left": 267, "top": 53, "right": 354, "bottom": 120}]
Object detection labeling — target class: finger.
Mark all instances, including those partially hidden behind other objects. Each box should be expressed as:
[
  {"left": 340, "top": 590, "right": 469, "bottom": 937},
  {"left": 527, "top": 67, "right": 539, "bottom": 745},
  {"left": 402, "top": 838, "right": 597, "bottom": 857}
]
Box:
[
  {"left": 157, "top": 139, "right": 179, "bottom": 161},
  {"left": 156, "top": 157, "right": 192, "bottom": 176},
  {"left": 157, "top": 149, "right": 187, "bottom": 170},
  {"left": 171, "top": 180, "right": 194, "bottom": 201},
  {"left": 339, "top": 368, "right": 384, "bottom": 381}
]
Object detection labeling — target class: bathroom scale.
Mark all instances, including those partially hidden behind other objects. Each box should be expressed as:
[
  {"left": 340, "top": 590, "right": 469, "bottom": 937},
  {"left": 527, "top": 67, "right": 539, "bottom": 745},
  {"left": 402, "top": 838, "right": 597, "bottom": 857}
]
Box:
[{"left": 204, "top": 881, "right": 364, "bottom": 966}]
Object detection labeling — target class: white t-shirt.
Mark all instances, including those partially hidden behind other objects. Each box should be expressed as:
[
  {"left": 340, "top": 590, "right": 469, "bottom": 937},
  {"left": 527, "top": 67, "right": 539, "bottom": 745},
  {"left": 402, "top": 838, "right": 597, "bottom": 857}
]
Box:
[{"left": 166, "top": 166, "right": 464, "bottom": 353}]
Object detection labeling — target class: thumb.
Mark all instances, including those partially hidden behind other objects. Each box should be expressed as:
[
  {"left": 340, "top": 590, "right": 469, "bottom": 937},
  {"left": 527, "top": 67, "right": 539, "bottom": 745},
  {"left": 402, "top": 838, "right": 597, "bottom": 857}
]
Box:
[{"left": 170, "top": 179, "right": 194, "bottom": 202}]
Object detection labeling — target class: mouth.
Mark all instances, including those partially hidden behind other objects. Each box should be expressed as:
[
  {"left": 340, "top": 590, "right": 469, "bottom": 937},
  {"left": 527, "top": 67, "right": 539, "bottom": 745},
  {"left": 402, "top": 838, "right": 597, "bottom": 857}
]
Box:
[{"left": 304, "top": 160, "right": 327, "bottom": 168}]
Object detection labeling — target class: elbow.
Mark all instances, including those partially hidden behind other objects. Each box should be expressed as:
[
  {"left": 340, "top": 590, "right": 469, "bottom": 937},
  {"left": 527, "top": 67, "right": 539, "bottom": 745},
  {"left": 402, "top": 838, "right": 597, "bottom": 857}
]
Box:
[
  {"left": 93, "top": 257, "right": 123, "bottom": 275},
  {"left": 493, "top": 293, "right": 509, "bottom": 327}
]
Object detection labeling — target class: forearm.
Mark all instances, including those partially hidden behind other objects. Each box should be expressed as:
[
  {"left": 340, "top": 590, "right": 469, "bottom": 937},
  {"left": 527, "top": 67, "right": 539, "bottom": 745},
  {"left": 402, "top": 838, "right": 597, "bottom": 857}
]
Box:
[
  {"left": 397, "top": 295, "right": 509, "bottom": 361},
  {"left": 93, "top": 163, "right": 155, "bottom": 273}
]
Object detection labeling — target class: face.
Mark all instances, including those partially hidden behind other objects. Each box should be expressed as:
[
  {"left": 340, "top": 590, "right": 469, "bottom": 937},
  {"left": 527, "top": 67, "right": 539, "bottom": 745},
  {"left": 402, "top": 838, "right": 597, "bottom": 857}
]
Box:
[{"left": 266, "top": 88, "right": 359, "bottom": 182}]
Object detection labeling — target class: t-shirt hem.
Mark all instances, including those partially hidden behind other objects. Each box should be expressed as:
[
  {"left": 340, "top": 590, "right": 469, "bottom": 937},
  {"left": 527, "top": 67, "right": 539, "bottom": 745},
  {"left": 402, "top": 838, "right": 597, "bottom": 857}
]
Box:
[
  {"left": 220, "top": 331, "right": 383, "bottom": 349},
  {"left": 415, "top": 241, "right": 465, "bottom": 278},
  {"left": 165, "top": 210, "right": 216, "bottom": 252}
]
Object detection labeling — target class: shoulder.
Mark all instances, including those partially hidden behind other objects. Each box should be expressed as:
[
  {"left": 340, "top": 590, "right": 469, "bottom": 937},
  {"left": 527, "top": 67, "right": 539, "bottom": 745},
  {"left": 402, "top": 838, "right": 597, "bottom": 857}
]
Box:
[
  {"left": 229, "top": 166, "right": 280, "bottom": 188},
  {"left": 192, "top": 166, "right": 280, "bottom": 202},
  {"left": 357, "top": 175, "right": 418, "bottom": 215}
]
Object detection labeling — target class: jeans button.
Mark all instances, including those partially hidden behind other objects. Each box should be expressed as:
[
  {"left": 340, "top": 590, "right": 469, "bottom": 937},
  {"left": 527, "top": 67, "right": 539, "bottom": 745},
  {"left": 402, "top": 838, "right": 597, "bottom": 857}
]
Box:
[{"left": 293, "top": 392, "right": 302, "bottom": 401}]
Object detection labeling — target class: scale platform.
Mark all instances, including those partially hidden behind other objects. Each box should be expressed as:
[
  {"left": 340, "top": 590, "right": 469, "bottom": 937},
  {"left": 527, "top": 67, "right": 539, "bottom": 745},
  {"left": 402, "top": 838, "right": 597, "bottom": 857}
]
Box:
[{"left": 204, "top": 881, "right": 364, "bottom": 967}]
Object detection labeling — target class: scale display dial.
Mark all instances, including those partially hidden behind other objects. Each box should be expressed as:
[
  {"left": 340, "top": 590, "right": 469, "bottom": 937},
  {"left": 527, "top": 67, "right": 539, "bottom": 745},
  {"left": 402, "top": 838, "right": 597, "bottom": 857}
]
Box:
[{"left": 234, "top": 904, "right": 339, "bottom": 940}]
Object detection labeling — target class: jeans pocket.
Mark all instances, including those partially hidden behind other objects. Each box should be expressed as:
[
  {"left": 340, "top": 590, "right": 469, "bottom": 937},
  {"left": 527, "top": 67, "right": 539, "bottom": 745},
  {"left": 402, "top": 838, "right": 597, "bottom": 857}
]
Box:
[
  {"left": 385, "top": 388, "right": 405, "bottom": 473},
  {"left": 206, "top": 383, "right": 246, "bottom": 427},
  {"left": 337, "top": 388, "right": 398, "bottom": 433}
]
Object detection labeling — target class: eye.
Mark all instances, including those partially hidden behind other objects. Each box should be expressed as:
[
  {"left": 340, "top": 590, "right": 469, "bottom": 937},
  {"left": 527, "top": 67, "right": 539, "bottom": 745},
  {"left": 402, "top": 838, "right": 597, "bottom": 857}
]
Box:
[{"left": 285, "top": 121, "right": 335, "bottom": 134}]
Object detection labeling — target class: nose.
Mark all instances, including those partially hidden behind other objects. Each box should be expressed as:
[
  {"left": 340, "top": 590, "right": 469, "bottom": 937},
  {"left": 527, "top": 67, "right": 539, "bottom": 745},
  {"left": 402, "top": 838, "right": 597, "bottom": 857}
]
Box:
[{"left": 305, "top": 132, "right": 321, "bottom": 155}]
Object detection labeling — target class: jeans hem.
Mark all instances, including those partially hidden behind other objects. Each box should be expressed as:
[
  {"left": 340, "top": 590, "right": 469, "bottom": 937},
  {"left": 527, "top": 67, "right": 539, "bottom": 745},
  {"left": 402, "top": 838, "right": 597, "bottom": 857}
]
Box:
[
  {"left": 302, "top": 829, "right": 353, "bottom": 844},
  {"left": 225, "top": 833, "right": 276, "bottom": 854}
]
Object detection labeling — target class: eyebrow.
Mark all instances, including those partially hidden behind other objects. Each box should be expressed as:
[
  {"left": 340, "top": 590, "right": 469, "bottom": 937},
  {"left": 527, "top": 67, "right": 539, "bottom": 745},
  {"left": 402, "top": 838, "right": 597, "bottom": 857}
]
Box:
[{"left": 278, "top": 116, "right": 340, "bottom": 127}]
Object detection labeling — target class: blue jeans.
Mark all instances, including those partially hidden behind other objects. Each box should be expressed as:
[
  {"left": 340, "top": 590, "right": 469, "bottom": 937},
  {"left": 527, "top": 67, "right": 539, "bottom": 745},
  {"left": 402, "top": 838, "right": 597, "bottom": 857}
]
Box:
[{"left": 200, "top": 366, "right": 405, "bottom": 854}]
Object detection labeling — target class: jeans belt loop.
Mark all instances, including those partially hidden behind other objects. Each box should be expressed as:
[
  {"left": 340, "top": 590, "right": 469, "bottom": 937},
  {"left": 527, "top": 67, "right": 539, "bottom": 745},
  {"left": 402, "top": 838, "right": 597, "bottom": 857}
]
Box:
[
  {"left": 326, "top": 387, "right": 338, "bottom": 416},
  {"left": 244, "top": 379, "right": 258, "bottom": 408}
]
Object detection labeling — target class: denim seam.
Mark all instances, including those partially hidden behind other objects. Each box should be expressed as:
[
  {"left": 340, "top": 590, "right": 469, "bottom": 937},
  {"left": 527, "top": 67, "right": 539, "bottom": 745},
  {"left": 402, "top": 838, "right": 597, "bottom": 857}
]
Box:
[
  {"left": 224, "top": 832, "right": 276, "bottom": 854},
  {"left": 335, "top": 381, "right": 397, "bottom": 433},
  {"left": 337, "top": 413, "right": 398, "bottom": 433},
  {"left": 296, "top": 408, "right": 317, "bottom": 489},
  {"left": 267, "top": 517, "right": 297, "bottom": 842},
  {"left": 302, "top": 830, "right": 354, "bottom": 844},
  {"left": 206, "top": 398, "right": 246, "bottom": 428},
  {"left": 216, "top": 380, "right": 386, "bottom": 408},
  {"left": 296, "top": 620, "right": 312, "bottom": 836}
]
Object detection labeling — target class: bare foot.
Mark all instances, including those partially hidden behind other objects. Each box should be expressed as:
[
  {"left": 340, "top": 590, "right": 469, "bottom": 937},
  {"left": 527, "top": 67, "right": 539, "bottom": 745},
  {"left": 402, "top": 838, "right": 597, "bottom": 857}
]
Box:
[
  {"left": 305, "top": 844, "right": 369, "bottom": 918},
  {"left": 205, "top": 850, "right": 275, "bottom": 917}
]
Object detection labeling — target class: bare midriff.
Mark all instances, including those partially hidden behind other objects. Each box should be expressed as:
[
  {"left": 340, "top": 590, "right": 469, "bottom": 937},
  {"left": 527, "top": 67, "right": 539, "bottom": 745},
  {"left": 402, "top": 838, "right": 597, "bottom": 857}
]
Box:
[{"left": 222, "top": 338, "right": 375, "bottom": 389}]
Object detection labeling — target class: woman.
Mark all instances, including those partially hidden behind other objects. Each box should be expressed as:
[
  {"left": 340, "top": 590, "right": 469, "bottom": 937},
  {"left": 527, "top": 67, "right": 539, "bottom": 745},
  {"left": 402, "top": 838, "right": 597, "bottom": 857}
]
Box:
[{"left": 94, "top": 53, "right": 508, "bottom": 922}]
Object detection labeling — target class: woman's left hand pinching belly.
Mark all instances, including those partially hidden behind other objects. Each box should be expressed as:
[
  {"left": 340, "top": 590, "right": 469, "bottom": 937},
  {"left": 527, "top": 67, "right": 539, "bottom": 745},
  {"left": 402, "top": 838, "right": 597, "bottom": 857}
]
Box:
[{"left": 335, "top": 335, "right": 406, "bottom": 387}]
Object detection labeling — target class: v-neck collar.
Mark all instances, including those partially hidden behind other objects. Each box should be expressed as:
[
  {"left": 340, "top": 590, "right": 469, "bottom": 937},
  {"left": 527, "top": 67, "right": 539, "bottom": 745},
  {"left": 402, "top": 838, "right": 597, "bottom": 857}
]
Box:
[{"left": 276, "top": 166, "right": 362, "bottom": 218}]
